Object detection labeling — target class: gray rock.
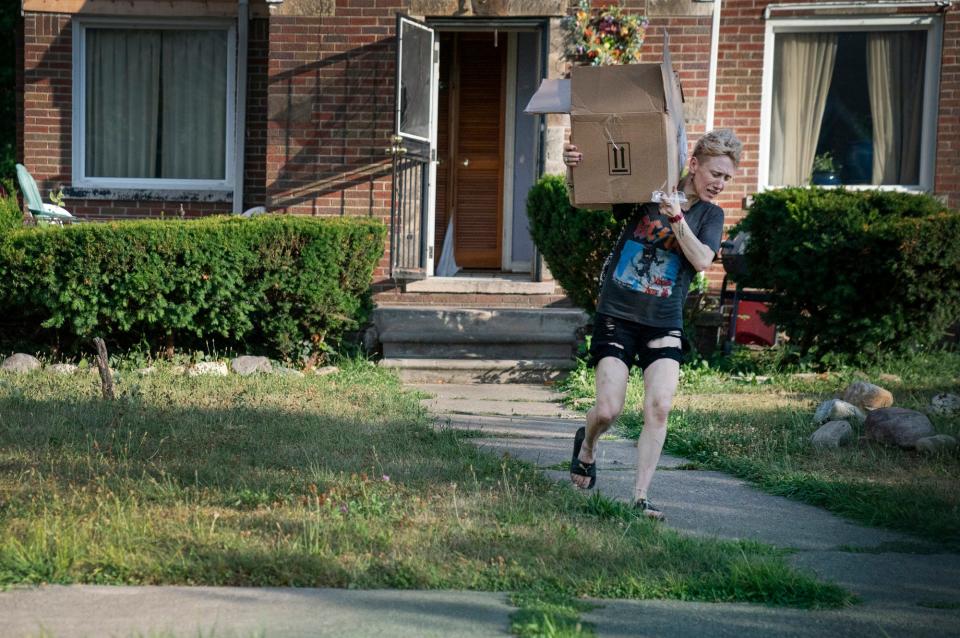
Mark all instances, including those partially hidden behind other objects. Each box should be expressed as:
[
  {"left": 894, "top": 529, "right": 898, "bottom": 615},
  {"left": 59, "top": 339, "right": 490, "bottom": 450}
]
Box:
[
  {"left": 169, "top": 365, "right": 188, "bottom": 376},
  {"left": 231, "top": 355, "right": 273, "bottom": 375},
  {"left": 274, "top": 366, "right": 304, "bottom": 378},
  {"left": 188, "top": 362, "right": 229, "bottom": 377},
  {"left": 48, "top": 363, "right": 78, "bottom": 375},
  {"left": 842, "top": 380, "right": 894, "bottom": 411},
  {"left": 315, "top": 366, "right": 340, "bottom": 377},
  {"left": 813, "top": 399, "right": 865, "bottom": 425},
  {"left": 929, "top": 392, "right": 960, "bottom": 416},
  {"left": 865, "top": 408, "right": 936, "bottom": 449},
  {"left": 914, "top": 434, "right": 958, "bottom": 455},
  {"left": 136, "top": 366, "right": 157, "bottom": 376},
  {"left": 1, "top": 353, "right": 42, "bottom": 373},
  {"left": 810, "top": 420, "right": 854, "bottom": 449}
]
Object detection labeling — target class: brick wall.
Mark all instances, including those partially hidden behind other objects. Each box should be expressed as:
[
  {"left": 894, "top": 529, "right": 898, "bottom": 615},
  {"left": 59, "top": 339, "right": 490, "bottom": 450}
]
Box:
[
  {"left": 264, "top": 6, "right": 401, "bottom": 283},
  {"left": 22, "top": 14, "right": 72, "bottom": 194},
  {"left": 244, "top": 17, "right": 270, "bottom": 209},
  {"left": 936, "top": 10, "right": 960, "bottom": 206}
]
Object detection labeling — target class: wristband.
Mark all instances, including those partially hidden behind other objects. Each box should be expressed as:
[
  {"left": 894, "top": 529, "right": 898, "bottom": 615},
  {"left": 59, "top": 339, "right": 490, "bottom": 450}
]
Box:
[{"left": 667, "top": 212, "right": 684, "bottom": 224}]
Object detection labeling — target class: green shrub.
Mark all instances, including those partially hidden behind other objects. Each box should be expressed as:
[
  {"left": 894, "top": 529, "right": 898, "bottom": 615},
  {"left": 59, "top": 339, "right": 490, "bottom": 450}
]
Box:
[
  {"left": 732, "top": 187, "right": 960, "bottom": 362},
  {"left": 0, "top": 215, "right": 385, "bottom": 358},
  {"left": 526, "top": 174, "right": 625, "bottom": 312},
  {"left": 0, "top": 180, "right": 21, "bottom": 233}
]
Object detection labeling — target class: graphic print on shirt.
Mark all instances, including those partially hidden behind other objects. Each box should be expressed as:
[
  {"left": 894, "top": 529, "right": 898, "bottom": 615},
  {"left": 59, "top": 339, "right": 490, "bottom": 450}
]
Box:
[{"left": 612, "top": 214, "right": 681, "bottom": 298}]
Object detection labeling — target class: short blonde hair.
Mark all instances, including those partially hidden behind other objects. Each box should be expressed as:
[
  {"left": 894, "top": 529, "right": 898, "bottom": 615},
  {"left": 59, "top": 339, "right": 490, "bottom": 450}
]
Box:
[{"left": 692, "top": 128, "right": 742, "bottom": 167}]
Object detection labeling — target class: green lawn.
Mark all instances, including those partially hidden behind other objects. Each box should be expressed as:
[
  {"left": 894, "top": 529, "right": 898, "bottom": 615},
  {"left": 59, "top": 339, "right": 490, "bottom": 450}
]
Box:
[
  {"left": 0, "top": 360, "right": 849, "bottom": 624},
  {"left": 561, "top": 349, "right": 960, "bottom": 548}
]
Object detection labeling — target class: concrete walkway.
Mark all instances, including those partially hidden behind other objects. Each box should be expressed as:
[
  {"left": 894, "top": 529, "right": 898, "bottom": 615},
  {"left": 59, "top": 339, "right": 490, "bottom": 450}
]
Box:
[
  {"left": 424, "top": 383, "right": 960, "bottom": 638},
  {"left": 3, "top": 383, "right": 958, "bottom": 637}
]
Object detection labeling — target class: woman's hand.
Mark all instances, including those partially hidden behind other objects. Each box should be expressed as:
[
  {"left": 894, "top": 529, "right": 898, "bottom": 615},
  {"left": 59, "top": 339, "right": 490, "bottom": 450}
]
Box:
[
  {"left": 563, "top": 143, "right": 582, "bottom": 167},
  {"left": 658, "top": 188, "right": 683, "bottom": 222}
]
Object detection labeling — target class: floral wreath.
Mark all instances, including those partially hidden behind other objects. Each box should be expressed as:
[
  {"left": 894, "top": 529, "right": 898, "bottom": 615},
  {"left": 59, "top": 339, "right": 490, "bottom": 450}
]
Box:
[{"left": 561, "top": 1, "right": 649, "bottom": 67}]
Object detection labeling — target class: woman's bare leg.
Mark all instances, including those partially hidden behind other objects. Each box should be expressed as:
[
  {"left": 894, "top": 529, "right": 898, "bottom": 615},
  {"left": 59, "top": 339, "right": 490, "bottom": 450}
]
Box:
[
  {"left": 634, "top": 337, "right": 682, "bottom": 501},
  {"left": 570, "top": 356, "right": 629, "bottom": 489}
]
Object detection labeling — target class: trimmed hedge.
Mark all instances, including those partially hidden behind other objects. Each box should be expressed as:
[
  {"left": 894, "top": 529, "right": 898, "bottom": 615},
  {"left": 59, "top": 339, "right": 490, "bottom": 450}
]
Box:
[
  {"left": 732, "top": 188, "right": 960, "bottom": 362},
  {"left": 0, "top": 180, "right": 20, "bottom": 234},
  {"left": 0, "top": 215, "right": 385, "bottom": 358},
  {"left": 526, "top": 174, "right": 625, "bottom": 312}
]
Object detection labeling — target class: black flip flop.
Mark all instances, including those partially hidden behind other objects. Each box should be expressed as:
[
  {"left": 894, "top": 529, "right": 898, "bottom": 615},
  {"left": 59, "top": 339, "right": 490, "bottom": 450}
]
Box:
[{"left": 569, "top": 426, "right": 597, "bottom": 489}]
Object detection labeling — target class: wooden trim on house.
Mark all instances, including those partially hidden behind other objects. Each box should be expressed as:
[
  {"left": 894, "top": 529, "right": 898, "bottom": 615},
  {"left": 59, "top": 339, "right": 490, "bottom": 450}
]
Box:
[{"left": 22, "top": 0, "right": 270, "bottom": 18}]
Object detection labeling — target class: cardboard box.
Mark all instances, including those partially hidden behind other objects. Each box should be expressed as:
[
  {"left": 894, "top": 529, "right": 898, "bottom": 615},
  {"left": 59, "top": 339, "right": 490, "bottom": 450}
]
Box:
[{"left": 525, "top": 34, "right": 687, "bottom": 207}]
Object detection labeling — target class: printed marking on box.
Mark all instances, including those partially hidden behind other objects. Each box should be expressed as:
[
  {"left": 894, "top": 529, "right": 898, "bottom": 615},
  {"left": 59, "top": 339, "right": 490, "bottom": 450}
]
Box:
[{"left": 607, "top": 142, "right": 631, "bottom": 175}]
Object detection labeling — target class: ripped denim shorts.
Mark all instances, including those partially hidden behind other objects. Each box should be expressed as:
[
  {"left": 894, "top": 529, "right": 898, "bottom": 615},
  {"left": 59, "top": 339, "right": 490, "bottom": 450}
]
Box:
[{"left": 588, "top": 313, "right": 688, "bottom": 372}]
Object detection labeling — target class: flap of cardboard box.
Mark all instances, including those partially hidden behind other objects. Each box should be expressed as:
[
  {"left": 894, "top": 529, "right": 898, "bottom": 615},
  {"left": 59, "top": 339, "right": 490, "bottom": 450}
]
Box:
[
  {"left": 524, "top": 78, "right": 571, "bottom": 115},
  {"left": 570, "top": 63, "right": 666, "bottom": 115}
]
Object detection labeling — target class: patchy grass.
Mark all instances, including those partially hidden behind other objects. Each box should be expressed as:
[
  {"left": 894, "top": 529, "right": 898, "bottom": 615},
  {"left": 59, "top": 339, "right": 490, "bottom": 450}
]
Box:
[
  {"left": 0, "top": 360, "right": 850, "bottom": 611},
  {"left": 560, "top": 349, "right": 960, "bottom": 547}
]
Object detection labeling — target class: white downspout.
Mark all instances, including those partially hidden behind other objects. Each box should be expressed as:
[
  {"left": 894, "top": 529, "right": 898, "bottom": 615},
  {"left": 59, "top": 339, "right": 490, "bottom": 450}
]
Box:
[
  {"left": 705, "top": 0, "right": 722, "bottom": 132},
  {"left": 233, "top": 0, "right": 250, "bottom": 213}
]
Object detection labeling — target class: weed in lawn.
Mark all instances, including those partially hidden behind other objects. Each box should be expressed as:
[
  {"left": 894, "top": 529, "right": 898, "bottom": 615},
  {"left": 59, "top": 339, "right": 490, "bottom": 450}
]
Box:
[
  {"left": 510, "top": 591, "right": 598, "bottom": 637},
  {"left": 0, "top": 359, "right": 850, "bottom": 608}
]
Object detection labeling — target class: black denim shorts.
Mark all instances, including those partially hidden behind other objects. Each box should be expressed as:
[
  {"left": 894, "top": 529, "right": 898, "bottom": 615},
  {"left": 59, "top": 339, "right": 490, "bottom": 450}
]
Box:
[{"left": 589, "top": 313, "right": 688, "bottom": 372}]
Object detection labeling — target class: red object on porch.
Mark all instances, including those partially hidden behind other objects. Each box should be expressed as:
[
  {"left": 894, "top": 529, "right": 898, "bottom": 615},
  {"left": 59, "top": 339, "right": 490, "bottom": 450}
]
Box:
[{"left": 734, "top": 301, "right": 776, "bottom": 347}]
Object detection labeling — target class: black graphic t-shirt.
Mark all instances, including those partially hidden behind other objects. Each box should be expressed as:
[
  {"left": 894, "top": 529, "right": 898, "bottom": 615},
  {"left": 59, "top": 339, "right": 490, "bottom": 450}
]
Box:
[{"left": 596, "top": 200, "right": 724, "bottom": 328}]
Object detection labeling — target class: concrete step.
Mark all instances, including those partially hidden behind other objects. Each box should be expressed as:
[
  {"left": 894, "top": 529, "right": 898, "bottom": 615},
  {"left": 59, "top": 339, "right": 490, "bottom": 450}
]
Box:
[
  {"left": 373, "top": 291, "right": 575, "bottom": 308},
  {"left": 373, "top": 307, "right": 589, "bottom": 382},
  {"left": 379, "top": 358, "right": 577, "bottom": 384}
]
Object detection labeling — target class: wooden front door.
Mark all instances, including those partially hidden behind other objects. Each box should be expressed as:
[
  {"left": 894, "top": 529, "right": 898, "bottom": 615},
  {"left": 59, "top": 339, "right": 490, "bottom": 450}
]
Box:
[{"left": 435, "top": 32, "right": 506, "bottom": 270}]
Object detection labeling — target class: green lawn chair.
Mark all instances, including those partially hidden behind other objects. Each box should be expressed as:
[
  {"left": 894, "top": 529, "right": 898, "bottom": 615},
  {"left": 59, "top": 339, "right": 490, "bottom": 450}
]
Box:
[{"left": 15, "top": 163, "right": 75, "bottom": 225}]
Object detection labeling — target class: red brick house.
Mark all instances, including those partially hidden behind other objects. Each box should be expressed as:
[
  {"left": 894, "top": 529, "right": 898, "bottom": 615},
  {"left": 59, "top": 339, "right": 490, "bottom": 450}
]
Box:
[{"left": 15, "top": 0, "right": 960, "bottom": 378}]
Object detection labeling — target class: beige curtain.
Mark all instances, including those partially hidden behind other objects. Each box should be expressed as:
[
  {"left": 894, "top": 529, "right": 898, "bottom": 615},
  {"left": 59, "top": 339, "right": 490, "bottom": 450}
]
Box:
[
  {"left": 769, "top": 33, "right": 839, "bottom": 185},
  {"left": 161, "top": 30, "right": 228, "bottom": 180},
  {"left": 867, "top": 31, "right": 926, "bottom": 185},
  {"left": 85, "top": 29, "right": 161, "bottom": 177}
]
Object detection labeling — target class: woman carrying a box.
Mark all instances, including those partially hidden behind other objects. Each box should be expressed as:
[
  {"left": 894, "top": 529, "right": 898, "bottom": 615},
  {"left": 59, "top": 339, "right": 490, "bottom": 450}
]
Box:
[{"left": 563, "top": 128, "right": 742, "bottom": 520}]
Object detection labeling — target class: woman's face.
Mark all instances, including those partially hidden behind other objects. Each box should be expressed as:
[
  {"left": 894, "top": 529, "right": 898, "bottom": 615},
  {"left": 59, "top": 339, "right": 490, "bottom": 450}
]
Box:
[{"left": 688, "top": 154, "right": 736, "bottom": 203}]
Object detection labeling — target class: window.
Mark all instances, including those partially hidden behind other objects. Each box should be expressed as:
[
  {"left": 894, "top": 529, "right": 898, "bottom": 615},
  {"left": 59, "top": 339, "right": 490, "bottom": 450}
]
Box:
[
  {"left": 72, "top": 19, "right": 236, "bottom": 191},
  {"left": 760, "top": 15, "right": 942, "bottom": 190}
]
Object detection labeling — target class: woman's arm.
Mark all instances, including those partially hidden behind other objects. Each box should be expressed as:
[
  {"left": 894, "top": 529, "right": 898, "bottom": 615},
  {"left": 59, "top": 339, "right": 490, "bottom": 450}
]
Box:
[{"left": 659, "top": 195, "right": 717, "bottom": 272}]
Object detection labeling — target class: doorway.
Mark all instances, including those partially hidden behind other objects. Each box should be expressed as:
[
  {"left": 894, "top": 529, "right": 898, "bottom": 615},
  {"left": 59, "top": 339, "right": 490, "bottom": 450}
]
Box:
[{"left": 435, "top": 32, "right": 506, "bottom": 271}]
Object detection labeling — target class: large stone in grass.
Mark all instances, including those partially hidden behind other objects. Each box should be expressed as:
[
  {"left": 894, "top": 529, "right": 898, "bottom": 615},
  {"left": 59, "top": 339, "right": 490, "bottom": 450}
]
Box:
[
  {"left": 231, "top": 355, "right": 273, "bottom": 375},
  {"left": 813, "top": 399, "right": 865, "bottom": 425},
  {"left": 929, "top": 393, "right": 960, "bottom": 416},
  {"left": 810, "top": 420, "right": 854, "bottom": 449},
  {"left": 1, "top": 353, "right": 41, "bottom": 373},
  {"left": 315, "top": 366, "right": 340, "bottom": 377},
  {"left": 865, "top": 407, "right": 935, "bottom": 449},
  {"left": 48, "top": 363, "right": 78, "bottom": 375},
  {"left": 914, "top": 434, "right": 958, "bottom": 455},
  {"left": 188, "top": 361, "right": 229, "bottom": 377},
  {"left": 842, "top": 380, "right": 894, "bottom": 411}
]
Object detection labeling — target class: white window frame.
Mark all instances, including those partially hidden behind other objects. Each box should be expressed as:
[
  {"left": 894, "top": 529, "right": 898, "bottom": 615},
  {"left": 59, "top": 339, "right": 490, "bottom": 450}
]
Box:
[
  {"left": 71, "top": 17, "right": 237, "bottom": 192},
  {"left": 758, "top": 14, "right": 943, "bottom": 192}
]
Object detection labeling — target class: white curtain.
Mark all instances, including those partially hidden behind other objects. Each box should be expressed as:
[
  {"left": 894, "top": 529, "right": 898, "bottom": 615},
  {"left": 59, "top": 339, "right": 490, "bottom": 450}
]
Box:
[
  {"left": 161, "top": 30, "right": 228, "bottom": 179},
  {"left": 85, "top": 29, "right": 161, "bottom": 177},
  {"left": 769, "top": 33, "right": 839, "bottom": 186},
  {"left": 867, "top": 31, "right": 925, "bottom": 185},
  {"left": 85, "top": 28, "right": 227, "bottom": 180}
]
